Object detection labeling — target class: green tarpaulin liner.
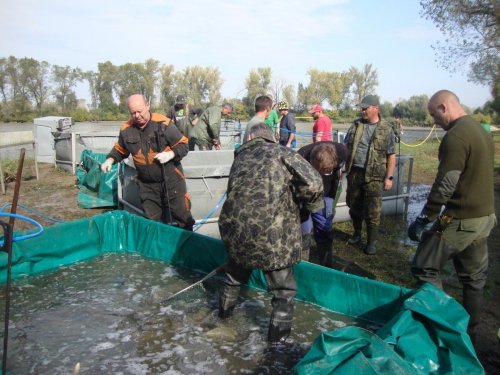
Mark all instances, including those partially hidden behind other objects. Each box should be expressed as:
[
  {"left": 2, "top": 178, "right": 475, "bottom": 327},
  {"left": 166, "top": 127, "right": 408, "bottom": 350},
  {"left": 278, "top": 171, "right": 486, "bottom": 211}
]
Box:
[
  {"left": 75, "top": 150, "right": 118, "bottom": 208},
  {"left": 0, "top": 211, "right": 483, "bottom": 374},
  {"left": 294, "top": 283, "right": 483, "bottom": 374}
]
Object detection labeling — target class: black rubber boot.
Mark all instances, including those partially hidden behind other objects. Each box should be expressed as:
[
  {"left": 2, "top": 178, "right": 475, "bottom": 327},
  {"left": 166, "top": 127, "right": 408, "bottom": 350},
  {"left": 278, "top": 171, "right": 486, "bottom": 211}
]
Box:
[
  {"left": 218, "top": 305, "right": 235, "bottom": 319},
  {"left": 463, "top": 287, "right": 484, "bottom": 347},
  {"left": 268, "top": 323, "right": 291, "bottom": 344},
  {"left": 301, "top": 233, "right": 312, "bottom": 261},
  {"left": 265, "top": 268, "right": 296, "bottom": 344},
  {"left": 268, "top": 300, "right": 293, "bottom": 344},
  {"left": 348, "top": 218, "right": 363, "bottom": 244},
  {"left": 317, "top": 240, "right": 334, "bottom": 267},
  {"left": 218, "top": 282, "right": 241, "bottom": 319},
  {"left": 364, "top": 226, "right": 378, "bottom": 255}
]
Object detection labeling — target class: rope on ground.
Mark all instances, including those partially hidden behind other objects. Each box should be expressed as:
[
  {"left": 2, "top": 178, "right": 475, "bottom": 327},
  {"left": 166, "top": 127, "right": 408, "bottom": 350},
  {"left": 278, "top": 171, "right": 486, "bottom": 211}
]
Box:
[
  {"left": 434, "top": 130, "right": 441, "bottom": 144},
  {"left": 400, "top": 125, "right": 437, "bottom": 147}
]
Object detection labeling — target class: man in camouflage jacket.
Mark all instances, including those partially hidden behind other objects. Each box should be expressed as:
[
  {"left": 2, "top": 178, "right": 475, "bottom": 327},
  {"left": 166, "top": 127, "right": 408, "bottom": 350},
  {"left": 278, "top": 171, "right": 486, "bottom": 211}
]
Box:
[
  {"left": 345, "top": 95, "right": 396, "bottom": 255},
  {"left": 218, "top": 123, "right": 324, "bottom": 344}
]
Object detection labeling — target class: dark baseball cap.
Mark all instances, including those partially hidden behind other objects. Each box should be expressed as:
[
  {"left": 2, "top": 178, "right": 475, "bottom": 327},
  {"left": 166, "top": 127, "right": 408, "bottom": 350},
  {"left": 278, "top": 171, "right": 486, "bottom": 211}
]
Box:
[
  {"left": 359, "top": 95, "right": 380, "bottom": 109},
  {"left": 175, "top": 95, "right": 185, "bottom": 104}
]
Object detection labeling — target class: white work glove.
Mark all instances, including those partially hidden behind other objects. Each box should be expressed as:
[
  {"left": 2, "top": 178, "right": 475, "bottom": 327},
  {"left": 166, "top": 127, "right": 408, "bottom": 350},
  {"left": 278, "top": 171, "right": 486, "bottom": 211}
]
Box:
[
  {"left": 100, "top": 158, "right": 114, "bottom": 173},
  {"left": 154, "top": 150, "right": 175, "bottom": 164}
]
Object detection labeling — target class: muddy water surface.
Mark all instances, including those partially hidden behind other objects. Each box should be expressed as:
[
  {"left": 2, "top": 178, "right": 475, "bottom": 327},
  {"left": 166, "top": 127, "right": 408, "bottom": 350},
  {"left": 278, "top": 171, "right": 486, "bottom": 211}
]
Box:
[{"left": 0, "top": 253, "right": 371, "bottom": 374}]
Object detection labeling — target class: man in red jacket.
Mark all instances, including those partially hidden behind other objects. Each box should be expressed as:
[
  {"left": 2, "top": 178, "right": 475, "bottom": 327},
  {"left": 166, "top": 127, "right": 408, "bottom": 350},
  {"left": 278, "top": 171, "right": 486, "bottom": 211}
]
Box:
[{"left": 309, "top": 104, "right": 332, "bottom": 142}]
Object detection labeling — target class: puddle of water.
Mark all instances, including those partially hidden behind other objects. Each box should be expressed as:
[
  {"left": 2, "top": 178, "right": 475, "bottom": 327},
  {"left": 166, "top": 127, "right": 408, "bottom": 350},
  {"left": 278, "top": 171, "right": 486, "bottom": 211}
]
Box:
[
  {"left": 0, "top": 253, "right": 369, "bottom": 374},
  {"left": 406, "top": 184, "right": 432, "bottom": 224}
]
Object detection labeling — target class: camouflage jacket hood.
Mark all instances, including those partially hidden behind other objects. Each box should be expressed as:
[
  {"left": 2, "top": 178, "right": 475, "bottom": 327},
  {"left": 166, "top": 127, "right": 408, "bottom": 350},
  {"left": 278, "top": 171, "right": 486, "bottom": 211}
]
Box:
[{"left": 219, "top": 137, "right": 324, "bottom": 271}]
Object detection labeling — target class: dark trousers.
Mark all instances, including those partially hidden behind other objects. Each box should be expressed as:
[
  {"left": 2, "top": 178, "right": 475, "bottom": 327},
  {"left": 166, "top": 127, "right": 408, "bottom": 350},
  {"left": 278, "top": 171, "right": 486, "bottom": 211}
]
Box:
[
  {"left": 190, "top": 137, "right": 213, "bottom": 151},
  {"left": 411, "top": 214, "right": 495, "bottom": 340},
  {"left": 138, "top": 180, "right": 195, "bottom": 231},
  {"left": 218, "top": 258, "right": 297, "bottom": 342}
]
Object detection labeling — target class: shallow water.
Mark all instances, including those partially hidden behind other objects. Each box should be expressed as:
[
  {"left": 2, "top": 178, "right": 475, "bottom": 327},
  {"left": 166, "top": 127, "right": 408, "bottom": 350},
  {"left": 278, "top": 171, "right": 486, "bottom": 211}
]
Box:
[
  {"left": 406, "top": 184, "right": 432, "bottom": 223},
  {"left": 0, "top": 253, "right": 368, "bottom": 374}
]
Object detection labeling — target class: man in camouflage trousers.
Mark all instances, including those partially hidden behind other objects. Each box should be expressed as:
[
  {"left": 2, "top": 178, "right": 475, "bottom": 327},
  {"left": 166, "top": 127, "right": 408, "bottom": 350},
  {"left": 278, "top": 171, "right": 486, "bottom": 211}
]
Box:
[
  {"left": 218, "top": 123, "right": 324, "bottom": 344},
  {"left": 345, "top": 95, "right": 396, "bottom": 255}
]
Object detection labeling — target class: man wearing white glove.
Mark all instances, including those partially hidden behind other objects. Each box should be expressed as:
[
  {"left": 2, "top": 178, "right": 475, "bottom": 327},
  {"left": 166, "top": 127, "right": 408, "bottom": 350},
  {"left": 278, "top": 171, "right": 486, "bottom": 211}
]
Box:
[
  {"left": 103, "top": 94, "right": 195, "bottom": 231},
  {"left": 154, "top": 151, "right": 175, "bottom": 164},
  {"left": 100, "top": 157, "right": 115, "bottom": 173}
]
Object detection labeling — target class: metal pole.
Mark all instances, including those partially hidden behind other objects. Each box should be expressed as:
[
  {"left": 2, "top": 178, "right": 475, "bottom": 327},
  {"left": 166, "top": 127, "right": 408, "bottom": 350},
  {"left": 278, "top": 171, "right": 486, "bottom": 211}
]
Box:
[{"left": 1, "top": 220, "right": 13, "bottom": 374}]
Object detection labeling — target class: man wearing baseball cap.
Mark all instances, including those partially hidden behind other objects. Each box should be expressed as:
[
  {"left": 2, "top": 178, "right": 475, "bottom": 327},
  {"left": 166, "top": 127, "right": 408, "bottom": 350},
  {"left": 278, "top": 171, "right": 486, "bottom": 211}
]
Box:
[
  {"left": 309, "top": 104, "right": 332, "bottom": 142},
  {"left": 344, "top": 94, "right": 396, "bottom": 255}
]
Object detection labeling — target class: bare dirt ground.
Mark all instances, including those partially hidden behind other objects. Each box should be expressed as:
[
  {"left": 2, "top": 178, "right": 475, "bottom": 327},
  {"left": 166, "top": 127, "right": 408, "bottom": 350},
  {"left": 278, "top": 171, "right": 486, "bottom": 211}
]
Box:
[{"left": 1, "top": 158, "right": 499, "bottom": 373}]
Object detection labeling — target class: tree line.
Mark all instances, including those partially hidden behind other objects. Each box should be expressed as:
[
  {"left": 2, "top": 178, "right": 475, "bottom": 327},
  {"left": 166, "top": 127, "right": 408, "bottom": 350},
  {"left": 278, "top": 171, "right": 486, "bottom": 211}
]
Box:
[{"left": 0, "top": 56, "right": 496, "bottom": 125}]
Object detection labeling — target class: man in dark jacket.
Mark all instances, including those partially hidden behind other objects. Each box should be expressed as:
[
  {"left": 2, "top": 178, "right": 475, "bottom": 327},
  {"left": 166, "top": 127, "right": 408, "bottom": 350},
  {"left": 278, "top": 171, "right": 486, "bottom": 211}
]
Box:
[
  {"left": 101, "top": 94, "right": 195, "bottom": 230},
  {"left": 408, "top": 90, "right": 496, "bottom": 345},
  {"left": 277, "top": 100, "right": 296, "bottom": 148},
  {"left": 218, "top": 123, "right": 324, "bottom": 344},
  {"left": 298, "top": 141, "right": 348, "bottom": 265}
]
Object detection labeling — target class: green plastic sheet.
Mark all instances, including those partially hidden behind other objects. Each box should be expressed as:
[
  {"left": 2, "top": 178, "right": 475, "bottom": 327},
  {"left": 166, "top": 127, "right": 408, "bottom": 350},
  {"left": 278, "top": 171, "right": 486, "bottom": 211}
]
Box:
[
  {"left": 0, "top": 211, "right": 483, "bottom": 374},
  {"left": 294, "top": 283, "right": 483, "bottom": 374},
  {"left": 75, "top": 150, "right": 117, "bottom": 208}
]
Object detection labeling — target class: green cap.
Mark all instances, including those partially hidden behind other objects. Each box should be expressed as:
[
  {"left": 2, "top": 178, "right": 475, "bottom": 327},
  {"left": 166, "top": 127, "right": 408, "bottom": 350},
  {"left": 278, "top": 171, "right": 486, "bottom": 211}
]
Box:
[{"left": 359, "top": 95, "right": 380, "bottom": 109}]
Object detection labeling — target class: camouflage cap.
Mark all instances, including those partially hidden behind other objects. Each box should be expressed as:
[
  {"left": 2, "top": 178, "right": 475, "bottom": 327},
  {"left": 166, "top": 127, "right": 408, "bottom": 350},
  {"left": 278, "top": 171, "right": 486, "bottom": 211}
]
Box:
[{"left": 359, "top": 95, "right": 380, "bottom": 109}]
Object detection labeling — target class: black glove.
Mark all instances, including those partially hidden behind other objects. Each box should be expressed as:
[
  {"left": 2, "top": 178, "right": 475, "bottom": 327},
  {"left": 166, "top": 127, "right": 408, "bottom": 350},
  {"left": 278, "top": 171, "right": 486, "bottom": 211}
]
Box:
[{"left": 408, "top": 216, "right": 430, "bottom": 242}]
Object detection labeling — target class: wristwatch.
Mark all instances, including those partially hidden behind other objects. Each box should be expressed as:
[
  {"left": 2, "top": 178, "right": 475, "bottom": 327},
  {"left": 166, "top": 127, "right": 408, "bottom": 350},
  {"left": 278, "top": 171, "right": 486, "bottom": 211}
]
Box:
[{"left": 386, "top": 176, "right": 394, "bottom": 181}]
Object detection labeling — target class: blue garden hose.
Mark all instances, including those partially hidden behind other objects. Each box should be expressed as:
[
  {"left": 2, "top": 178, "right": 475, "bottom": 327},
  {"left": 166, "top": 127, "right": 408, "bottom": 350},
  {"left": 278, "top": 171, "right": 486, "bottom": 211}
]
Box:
[
  {"left": 0, "top": 212, "right": 44, "bottom": 245},
  {"left": 0, "top": 203, "right": 64, "bottom": 224}
]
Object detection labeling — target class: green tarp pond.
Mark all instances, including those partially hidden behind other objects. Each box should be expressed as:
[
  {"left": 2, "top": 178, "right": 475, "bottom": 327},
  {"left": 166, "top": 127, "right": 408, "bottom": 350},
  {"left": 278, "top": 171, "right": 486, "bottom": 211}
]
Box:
[{"left": 0, "top": 211, "right": 483, "bottom": 374}]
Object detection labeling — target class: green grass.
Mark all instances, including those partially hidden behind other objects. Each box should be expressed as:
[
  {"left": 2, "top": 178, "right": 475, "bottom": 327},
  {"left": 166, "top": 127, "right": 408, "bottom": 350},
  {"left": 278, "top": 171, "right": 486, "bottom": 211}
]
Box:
[
  {"left": 0, "top": 157, "right": 39, "bottom": 182},
  {"left": 399, "top": 139, "right": 440, "bottom": 184}
]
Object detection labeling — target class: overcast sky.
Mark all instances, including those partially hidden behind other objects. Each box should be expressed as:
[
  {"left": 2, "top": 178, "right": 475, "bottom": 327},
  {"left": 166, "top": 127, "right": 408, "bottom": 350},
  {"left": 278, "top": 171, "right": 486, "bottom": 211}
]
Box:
[{"left": 0, "top": 0, "right": 492, "bottom": 108}]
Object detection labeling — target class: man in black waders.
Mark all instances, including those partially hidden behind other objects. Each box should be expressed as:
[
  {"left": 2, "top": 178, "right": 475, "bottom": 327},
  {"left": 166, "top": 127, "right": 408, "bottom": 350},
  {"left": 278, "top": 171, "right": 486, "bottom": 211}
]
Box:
[
  {"left": 217, "top": 123, "right": 324, "bottom": 344},
  {"left": 344, "top": 95, "right": 396, "bottom": 255},
  {"left": 101, "top": 94, "right": 195, "bottom": 231},
  {"left": 408, "top": 90, "right": 496, "bottom": 346}
]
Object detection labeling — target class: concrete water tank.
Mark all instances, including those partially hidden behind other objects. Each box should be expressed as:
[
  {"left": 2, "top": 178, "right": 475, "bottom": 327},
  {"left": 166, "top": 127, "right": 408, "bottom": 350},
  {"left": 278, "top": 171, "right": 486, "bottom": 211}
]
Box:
[{"left": 33, "top": 116, "right": 73, "bottom": 163}]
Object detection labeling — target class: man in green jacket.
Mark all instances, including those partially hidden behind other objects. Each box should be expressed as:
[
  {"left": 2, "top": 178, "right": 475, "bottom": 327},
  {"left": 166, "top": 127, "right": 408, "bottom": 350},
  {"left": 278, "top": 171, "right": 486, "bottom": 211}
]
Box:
[
  {"left": 190, "top": 103, "right": 233, "bottom": 150},
  {"left": 408, "top": 90, "right": 496, "bottom": 345},
  {"left": 345, "top": 95, "right": 396, "bottom": 255},
  {"left": 218, "top": 123, "right": 324, "bottom": 344}
]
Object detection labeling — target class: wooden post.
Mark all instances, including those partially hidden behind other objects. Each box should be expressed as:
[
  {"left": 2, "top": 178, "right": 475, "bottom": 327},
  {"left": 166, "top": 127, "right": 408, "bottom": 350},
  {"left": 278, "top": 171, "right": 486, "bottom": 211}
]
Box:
[
  {"left": 71, "top": 132, "right": 77, "bottom": 175},
  {"left": 32, "top": 139, "right": 39, "bottom": 181},
  {"left": 0, "top": 163, "right": 5, "bottom": 195}
]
